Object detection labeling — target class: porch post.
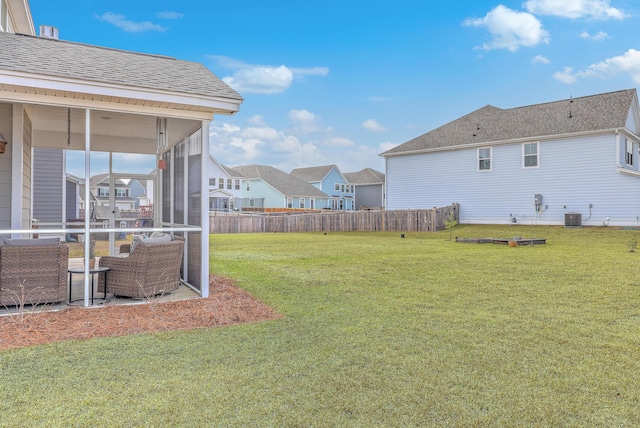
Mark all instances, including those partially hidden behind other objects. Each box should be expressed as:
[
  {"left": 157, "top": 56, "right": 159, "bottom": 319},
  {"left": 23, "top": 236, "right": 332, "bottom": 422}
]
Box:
[
  {"left": 83, "top": 108, "right": 91, "bottom": 307},
  {"left": 200, "top": 120, "right": 210, "bottom": 297},
  {"left": 10, "top": 104, "right": 24, "bottom": 237}
]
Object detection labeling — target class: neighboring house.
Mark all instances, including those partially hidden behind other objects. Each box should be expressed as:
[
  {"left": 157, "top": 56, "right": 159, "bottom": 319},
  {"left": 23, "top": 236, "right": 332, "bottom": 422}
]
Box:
[
  {"left": 290, "top": 164, "right": 355, "bottom": 210},
  {"left": 0, "top": 0, "right": 242, "bottom": 299},
  {"left": 234, "top": 164, "right": 330, "bottom": 210},
  {"left": 88, "top": 174, "right": 136, "bottom": 211},
  {"left": 65, "top": 174, "right": 83, "bottom": 221},
  {"left": 343, "top": 168, "right": 385, "bottom": 210},
  {"left": 381, "top": 89, "right": 640, "bottom": 227},
  {"left": 208, "top": 155, "right": 243, "bottom": 212}
]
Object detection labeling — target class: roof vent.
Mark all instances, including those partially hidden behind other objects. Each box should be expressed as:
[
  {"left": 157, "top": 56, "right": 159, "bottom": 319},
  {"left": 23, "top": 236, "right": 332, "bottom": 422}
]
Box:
[{"left": 39, "top": 25, "right": 59, "bottom": 39}]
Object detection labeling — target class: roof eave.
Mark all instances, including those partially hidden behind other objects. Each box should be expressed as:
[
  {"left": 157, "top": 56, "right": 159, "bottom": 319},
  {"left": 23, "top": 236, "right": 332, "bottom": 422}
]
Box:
[
  {"left": 0, "top": 70, "right": 242, "bottom": 118},
  {"left": 380, "top": 128, "right": 624, "bottom": 158}
]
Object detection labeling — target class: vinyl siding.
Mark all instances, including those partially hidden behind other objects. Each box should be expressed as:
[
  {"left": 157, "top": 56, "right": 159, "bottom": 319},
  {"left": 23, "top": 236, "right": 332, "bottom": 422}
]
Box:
[
  {"left": 33, "top": 148, "right": 64, "bottom": 223},
  {"left": 627, "top": 104, "right": 639, "bottom": 134},
  {"left": 387, "top": 133, "right": 640, "bottom": 225},
  {"left": 355, "top": 184, "right": 383, "bottom": 208},
  {"left": 66, "top": 179, "right": 77, "bottom": 220}
]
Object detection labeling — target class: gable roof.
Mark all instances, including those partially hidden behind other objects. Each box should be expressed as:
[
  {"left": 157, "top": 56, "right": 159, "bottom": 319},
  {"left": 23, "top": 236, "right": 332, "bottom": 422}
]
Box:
[
  {"left": 382, "top": 89, "right": 637, "bottom": 156},
  {"left": 290, "top": 165, "right": 336, "bottom": 182},
  {"left": 234, "top": 165, "right": 328, "bottom": 198},
  {"left": 344, "top": 168, "right": 385, "bottom": 185},
  {"left": 0, "top": 31, "right": 242, "bottom": 115}
]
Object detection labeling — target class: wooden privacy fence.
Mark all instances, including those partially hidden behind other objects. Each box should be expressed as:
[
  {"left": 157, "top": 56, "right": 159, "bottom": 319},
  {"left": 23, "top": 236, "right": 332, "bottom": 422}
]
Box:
[{"left": 209, "top": 204, "right": 459, "bottom": 234}]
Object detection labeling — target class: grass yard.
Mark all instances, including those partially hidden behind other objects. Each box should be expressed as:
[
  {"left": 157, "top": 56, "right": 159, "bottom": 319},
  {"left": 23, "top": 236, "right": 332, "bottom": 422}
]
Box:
[{"left": 1, "top": 225, "right": 640, "bottom": 426}]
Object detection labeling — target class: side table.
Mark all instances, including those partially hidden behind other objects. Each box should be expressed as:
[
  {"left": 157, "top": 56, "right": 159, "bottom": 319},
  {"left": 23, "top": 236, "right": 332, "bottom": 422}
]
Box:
[{"left": 68, "top": 266, "right": 111, "bottom": 305}]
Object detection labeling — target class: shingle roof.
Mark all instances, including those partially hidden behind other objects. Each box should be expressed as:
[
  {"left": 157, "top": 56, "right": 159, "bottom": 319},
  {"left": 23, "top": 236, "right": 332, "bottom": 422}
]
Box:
[
  {"left": 0, "top": 31, "right": 242, "bottom": 101},
  {"left": 382, "top": 89, "right": 636, "bottom": 156},
  {"left": 221, "top": 164, "right": 244, "bottom": 179},
  {"left": 344, "top": 168, "right": 385, "bottom": 185},
  {"left": 290, "top": 165, "right": 336, "bottom": 182},
  {"left": 233, "top": 165, "right": 328, "bottom": 198}
]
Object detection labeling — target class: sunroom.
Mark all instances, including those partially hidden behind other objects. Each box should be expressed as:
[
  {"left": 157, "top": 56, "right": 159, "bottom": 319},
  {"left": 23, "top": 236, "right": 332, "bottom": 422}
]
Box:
[{"left": 0, "top": 30, "right": 242, "bottom": 307}]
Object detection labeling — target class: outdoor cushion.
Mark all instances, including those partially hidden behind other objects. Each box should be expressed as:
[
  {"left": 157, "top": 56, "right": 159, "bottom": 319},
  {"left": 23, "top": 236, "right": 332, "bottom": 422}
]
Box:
[
  {"left": 130, "top": 233, "right": 171, "bottom": 253},
  {"left": 3, "top": 238, "right": 60, "bottom": 247}
]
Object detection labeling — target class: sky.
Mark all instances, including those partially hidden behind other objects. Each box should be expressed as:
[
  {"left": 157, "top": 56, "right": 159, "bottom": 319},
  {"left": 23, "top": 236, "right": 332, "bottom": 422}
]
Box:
[{"left": 28, "top": 0, "right": 640, "bottom": 177}]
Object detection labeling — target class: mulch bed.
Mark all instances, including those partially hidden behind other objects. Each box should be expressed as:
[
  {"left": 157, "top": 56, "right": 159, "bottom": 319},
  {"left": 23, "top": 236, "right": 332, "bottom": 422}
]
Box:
[{"left": 0, "top": 275, "right": 282, "bottom": 350}]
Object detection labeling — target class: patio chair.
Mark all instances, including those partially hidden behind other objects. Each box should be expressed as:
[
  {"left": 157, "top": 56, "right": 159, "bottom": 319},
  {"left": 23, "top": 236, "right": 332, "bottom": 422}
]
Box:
[
  {"left": 0, "top": 238, "right": 69, "bottom": 307},
  {"left": 98, "top": 235, "right": 184, "bottom": 299}
]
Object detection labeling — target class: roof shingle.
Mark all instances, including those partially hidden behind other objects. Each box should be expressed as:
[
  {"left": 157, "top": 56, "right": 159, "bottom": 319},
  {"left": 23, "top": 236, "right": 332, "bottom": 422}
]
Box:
[{"left": 383, "top": 89, "right": 636, "bottom": 156}]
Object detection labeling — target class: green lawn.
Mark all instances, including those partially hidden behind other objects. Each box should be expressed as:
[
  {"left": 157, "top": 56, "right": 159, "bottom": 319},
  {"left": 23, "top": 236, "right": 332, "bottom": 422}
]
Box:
[{"left": 2, "top": 225, "right": 640, "bottom": 426}]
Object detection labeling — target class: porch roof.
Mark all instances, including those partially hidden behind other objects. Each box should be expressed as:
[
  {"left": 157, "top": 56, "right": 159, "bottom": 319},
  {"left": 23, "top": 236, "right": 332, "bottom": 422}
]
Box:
[{"left": 0, "top": 31, "right": 242, "bottom": 117}]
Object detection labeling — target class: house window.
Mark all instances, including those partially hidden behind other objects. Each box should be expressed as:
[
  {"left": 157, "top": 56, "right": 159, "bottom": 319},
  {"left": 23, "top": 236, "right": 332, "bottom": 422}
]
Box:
[
  {"left": 116, "top": 188, "right": 128, "bottom": 197},
  {"left": 209, "top": 178, "right": 216, "bottom": 186},
  {"left": 97, "top": 187, "right": 109, "bottom": 197},
  {"left": 227, "top": 179, "right": 232, "bottom": 190},
  {"left": 218, "top": 178, "right": 224, "bottom": 189},
  {"left": 523, "top": 142, "right": 538, "bottom": 168},
  {"left": 299, "top": 198, "right": 305, "bottom": 209},
  {"left": 310, "top": 198, "right": 315, "bottom": 209},
  {"left": 478, "top": 147, "right": 491, "bottom": 171},
  {"left": 626, "top": 139, "right": 634, "bottom": 166},
  {"left": 235, "top": 179, "right": 240, "bottom": 190},
  {"left": 287, "top": 197, "right": 293, "bottom": 208},
  {"left": 246, "top": 181, "right": 251, "bottom": 192},
  {"left": 333, "top": 183, "right": 339, "bottom": 191},
  {"left": 249, "top": 198, "right": 255, "bottom": 207}
]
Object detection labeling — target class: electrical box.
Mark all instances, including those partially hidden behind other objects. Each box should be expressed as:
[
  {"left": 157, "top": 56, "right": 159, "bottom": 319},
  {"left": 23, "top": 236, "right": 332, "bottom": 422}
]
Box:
[{"left": 535, "top": 194, "right": 542, "bottom": 211}]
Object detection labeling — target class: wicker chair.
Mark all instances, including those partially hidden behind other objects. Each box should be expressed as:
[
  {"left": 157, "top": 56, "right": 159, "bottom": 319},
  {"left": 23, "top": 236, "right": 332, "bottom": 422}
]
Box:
[
  {"left": 0, "top": 243, "right": 69, "bottom": 307},
  {"left": 98, "top": 236, "right": 184, "bottom": 298}
]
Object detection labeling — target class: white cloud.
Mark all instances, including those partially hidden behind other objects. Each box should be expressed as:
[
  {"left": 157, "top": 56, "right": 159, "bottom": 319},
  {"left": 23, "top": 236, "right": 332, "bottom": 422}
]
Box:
[
  {"left": 247, "top": 115, "right": 266, "bottom": 126},
  {"left": 223, "top": 65, "right": 293, "bottom": 95},
  {"left": 554, "top": 66, "right": 577, "bottom": 83},
  {"left": 362, "top": 119, "right": 387, "bottom": 132},
  {"left": 463, "top": 5, "right": 549, "bottom": 52},
  {"left": 288, "top": 109, "right": 332, "bottom": 134},
  {"left": 524, "top": 0, "right": 626, "bottom": 19},
  {"left": 532, "top": 55, "right": 551, "bottom": 64},
  {"left": 323, "top": 137, "right": 355, "bottom": 147},
  {"left": 156, "top": 11, "right": 183, "bottom": 20},
  {"left": 576, "top": 49, "right": 640, "bottom": 83},
  {"left": 95, "top": 12, "right": 167, "bottom": 32},
  {"left": 210, "top": 56, "right": 329, "bottom": 95},
  {"left": 579, "top": 30, "right": 609, "bottom": 41}
]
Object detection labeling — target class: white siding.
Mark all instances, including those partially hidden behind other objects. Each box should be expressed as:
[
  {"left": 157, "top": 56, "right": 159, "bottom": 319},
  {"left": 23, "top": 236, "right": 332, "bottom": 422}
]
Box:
[
  {"left": 387, "top": 133, "right": 640, "bottom": 226},
  {"left": 627, "top": 103, "right": 640, "bottom": 135}
]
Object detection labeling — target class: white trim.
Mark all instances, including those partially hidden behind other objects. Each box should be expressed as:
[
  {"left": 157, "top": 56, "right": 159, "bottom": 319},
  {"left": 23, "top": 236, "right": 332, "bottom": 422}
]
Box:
[
  {"left": 10, "top": 103, "right": 23, "bottom": 236},
  {"left": 522, "top": 142, "right": 540, "bottom": 169},
  {"left": 477, "top": 146, "right": 492, "bottom": 172},
  {"left": 201, "top": 120, "right": 210, "bottom": 298},
  {"left": 381, "top": 128, "right": 624, "bottom": 158},
  {"left": 0, "top": 70, "right": 241, "bottom": 115}
]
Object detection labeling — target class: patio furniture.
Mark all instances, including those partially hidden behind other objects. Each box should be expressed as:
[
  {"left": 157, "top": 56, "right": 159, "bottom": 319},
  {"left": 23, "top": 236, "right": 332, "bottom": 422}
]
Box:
[
  {"left": 0, "top": 239, "right": 69, "bottom": 307},
  {"left": 98, "top": 235, "right": 184, "bottom": 298},
  {"left": 68, "top": 266, "right": 110, "bottom": 305}
]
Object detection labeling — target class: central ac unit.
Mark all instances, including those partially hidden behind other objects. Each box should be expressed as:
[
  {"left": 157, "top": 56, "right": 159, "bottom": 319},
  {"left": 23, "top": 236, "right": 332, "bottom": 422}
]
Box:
[{"left": 564, "top": 212, "right": 582, "bottom": 227}]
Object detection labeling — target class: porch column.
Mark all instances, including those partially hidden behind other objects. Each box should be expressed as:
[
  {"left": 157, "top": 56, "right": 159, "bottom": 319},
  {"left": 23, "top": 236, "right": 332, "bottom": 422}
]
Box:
[
  {"left": 10, "top": 104, "right": 24, "bottom": 237},
  {"left": 200, "top": 119, "right": 210, "bottom": 297},
  {"left": 83, "top": 108, "right": 91, "bottom": 307}
]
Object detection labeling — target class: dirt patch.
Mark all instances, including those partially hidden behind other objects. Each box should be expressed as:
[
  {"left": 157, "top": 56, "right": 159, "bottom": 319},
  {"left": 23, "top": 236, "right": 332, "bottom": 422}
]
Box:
[{"left": 0, "top": 275, "right": 282, "bottom": 350}]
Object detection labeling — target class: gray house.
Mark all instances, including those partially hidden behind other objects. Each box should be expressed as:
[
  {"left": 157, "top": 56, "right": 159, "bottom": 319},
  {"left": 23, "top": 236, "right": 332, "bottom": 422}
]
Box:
[
  {"left": 344, "top": 168, "right": 385, "bottom": 210},
  {"left": 234, "top": 164, "right": 330, "bottom": 210},
  {"left": 382, "top": 89, "right": 640, "bottom": 226}
]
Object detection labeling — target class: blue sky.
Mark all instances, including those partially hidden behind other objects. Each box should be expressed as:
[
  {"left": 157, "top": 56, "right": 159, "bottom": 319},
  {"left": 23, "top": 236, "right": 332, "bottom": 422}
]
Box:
[{"left": 29, "top": 0, "right": 640, "bottom": 176}]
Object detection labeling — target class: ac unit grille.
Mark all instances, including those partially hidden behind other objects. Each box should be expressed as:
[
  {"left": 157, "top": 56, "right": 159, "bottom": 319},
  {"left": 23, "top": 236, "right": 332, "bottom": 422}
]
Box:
[{"left": 564, "top": 212, "right": 582, "bottom": 227}]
